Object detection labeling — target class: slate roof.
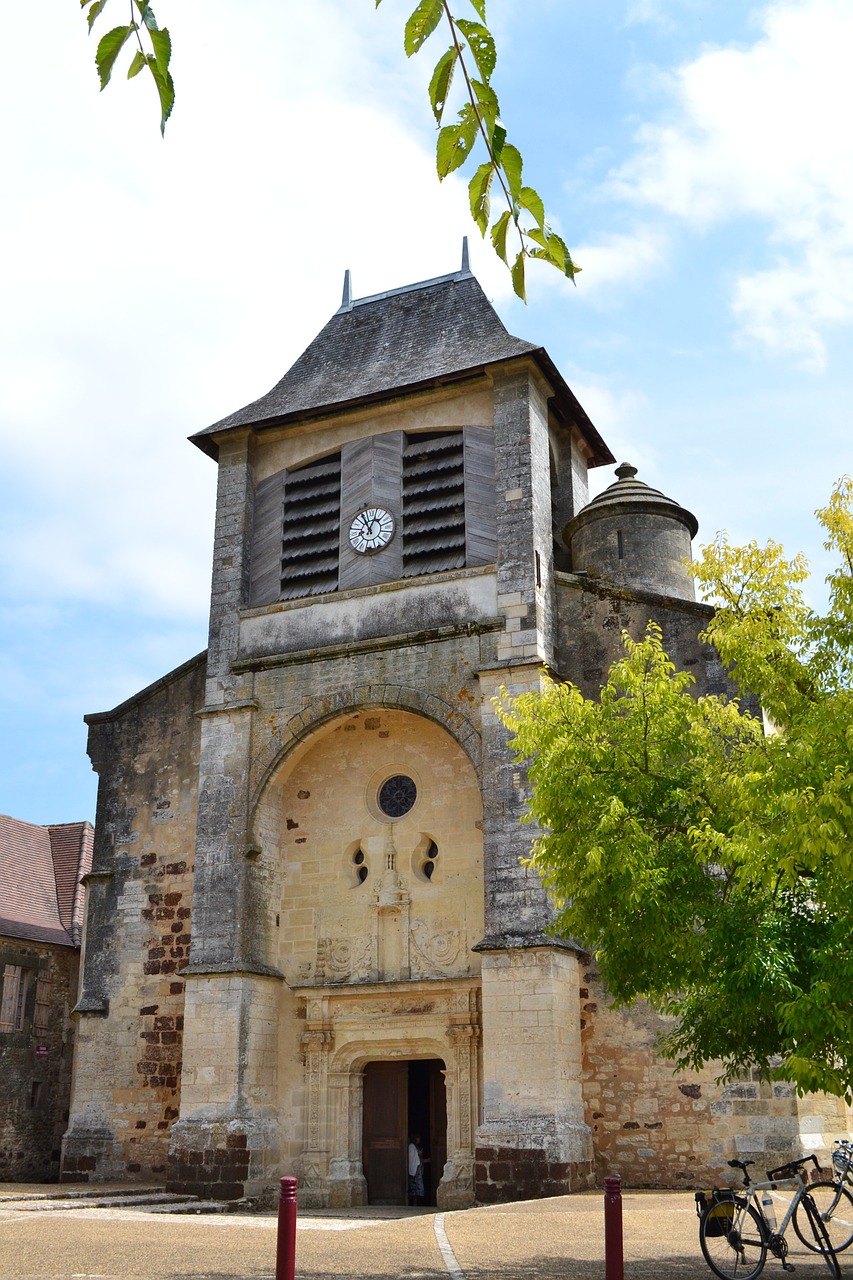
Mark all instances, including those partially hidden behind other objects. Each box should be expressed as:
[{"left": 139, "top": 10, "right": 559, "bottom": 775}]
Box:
[
  {"left": 190, "top": 267, "right": 613, "bottom": 466},
  {"left": 0, "top": 815, "right": 93, "bottom": 948}
]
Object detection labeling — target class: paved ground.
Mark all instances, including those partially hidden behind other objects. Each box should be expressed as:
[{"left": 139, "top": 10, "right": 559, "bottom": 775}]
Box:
[{"left": 0, "top": 1186, "right": 847, "bottom": 1280}]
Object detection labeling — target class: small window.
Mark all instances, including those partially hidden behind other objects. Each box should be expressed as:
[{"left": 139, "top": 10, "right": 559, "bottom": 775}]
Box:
[
  {"left": 422, "top": 840, "right": 439, "bottom": 881},
  {"left": 353, "top": 846, "right": 369, "bottom": 885},
  {"left": 0, "top": 965, "right": 31, "bottom": 1032}
]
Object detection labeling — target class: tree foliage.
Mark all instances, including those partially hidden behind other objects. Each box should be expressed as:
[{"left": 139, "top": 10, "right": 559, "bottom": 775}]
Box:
[
  {"left": 81, "top": 0, "right": 577, "bottom": 300},
  {"left": 499, "top": 477, "right": 853, "bottom": 1098},
  {"left": 82, "top": 0, "right": 174, "bottom": 135}
]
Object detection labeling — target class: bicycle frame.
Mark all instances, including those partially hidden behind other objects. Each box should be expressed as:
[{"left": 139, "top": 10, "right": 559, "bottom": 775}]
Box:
[{"left": 743, "top": 1170, "right": 806, "bottom": 1244}]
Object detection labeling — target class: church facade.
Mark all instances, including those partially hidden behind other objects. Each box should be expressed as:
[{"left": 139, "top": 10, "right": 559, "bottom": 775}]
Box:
[{"left": 62, "top": 257, "right": 850, "bottom": 1205}]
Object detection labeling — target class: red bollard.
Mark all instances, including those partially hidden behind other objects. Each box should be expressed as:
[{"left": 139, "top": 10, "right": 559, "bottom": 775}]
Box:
[
  {"left": 275, "top": 1176, "right": 298, "bottom": 1280},
  {"left": 604, "top": 1174, "right": 624, "bottom": 1280}
]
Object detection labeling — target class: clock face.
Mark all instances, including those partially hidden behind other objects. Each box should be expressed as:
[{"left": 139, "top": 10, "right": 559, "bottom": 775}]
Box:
[{"left": 349, "top": 507, "right": 395, "bottom": 554}]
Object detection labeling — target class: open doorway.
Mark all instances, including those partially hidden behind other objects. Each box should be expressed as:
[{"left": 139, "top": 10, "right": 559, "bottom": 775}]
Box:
[{"left": 362, "top": 1059, "right": 447, "bottom": 1205}]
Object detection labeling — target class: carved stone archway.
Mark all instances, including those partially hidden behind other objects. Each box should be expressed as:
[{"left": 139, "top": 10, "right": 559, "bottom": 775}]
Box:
[
  {"left": 294, "top": 981, "right": 481, "bottom": 1210},
  {"left": 248, "top": 684, "right": 481, "bottom": 821}
]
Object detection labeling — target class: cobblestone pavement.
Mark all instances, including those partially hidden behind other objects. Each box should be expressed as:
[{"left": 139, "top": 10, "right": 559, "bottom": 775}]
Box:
[{"left": 0, "top": 1189, "right": 847, "bottom": 1279}]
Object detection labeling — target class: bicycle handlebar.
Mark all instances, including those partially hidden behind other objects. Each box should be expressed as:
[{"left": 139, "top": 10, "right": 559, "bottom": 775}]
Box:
[
  {"left": 725, "top": 1154, "right": 821, "bottom": 1187},
  {"left": 766, "top": 1155, "right": 820, "bottom": 1181}
]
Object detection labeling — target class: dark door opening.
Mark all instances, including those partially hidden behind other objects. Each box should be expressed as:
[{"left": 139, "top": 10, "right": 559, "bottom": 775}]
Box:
[{"left": 362, "top": 1058, "right": 446, "bottom": 1205}]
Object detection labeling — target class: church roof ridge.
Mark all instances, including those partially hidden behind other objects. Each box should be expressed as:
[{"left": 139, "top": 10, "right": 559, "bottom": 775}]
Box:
[
  {"left": 189, "top": 256, "right": 614, "bottom": 469},
  {"left": 335, "top": 263, "right": 473, "bottom": 316}
]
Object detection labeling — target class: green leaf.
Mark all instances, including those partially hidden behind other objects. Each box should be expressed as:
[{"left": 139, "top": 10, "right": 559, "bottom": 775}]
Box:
[
  {"left": 428, "top": 47, "right": 458, "bottom": 124},
  {"left": 500, "top": 142, "right": 523, "bottom": 201},
  {"left": 138, "top": 4, "right": 158, "bottom": 30},
  {"left": 96, "top": 25, "right": 134, "bottom": 90},
  {"left": 456, "top": 19, "right": 496, "bottom": 81},
  {"left": 127, "top": 49, "right": 146, "bottom": 79},
  {"left": 468, "top": 161, "right": 494, "bottom": 234},
  {"left": 404, "top": 0, "right": 443, "bottom": 57},
  {"left": 436, "top": 103, "right": 479, "bottom": 178},
  {"left": 491, "top": 117, "right": 506, "bottom": 164},
  {"left": 86, "top": 0, "right": 107, "bottom": 32},
  {"left": 519, "top": 185, "right": 545, "bottom": 229},
  {"left": 526, "top": 224, "right": 564, "bottom": 269},
  {"left": 490, "top": 209, "right": 512, "bottom": 264},
  {"left": 146, "top": 54, "right": 175, "bottom": 136},
  {"left": 468, "top": 0, "right": 487, "bottom": 20},
  {"left": 552, "top": 232, "right": 581, "bottom": 281},
  {"left": 148, "top": 25, "right": 171, "bottom": 80},
  {"left": 470, "top": 78, "right": 498, "bottom": 138},
  {"left": 511, "top": 249, "right": 526, "bottom": 301}
]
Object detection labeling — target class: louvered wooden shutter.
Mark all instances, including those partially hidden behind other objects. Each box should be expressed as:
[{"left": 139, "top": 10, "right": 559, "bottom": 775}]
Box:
[
  {"left": 463, "top": 426, "right": 497, "bottom": 565},
  {"left": 249, "top": 470, "right": 287, "bottom": 607},
  {"left": 1, "top": 965, "right": 22, "bottom": 1031},
  {"left": 33, "top": 975, "right": 51, "bottom": 1031},
  {"left": 339, "top": 433, "right": 404, "bottom": 590},
  {"left": 401, "top": 432, "right": 466, "bottom": 577},
  {"left": 279, "top": 453, "right": 342, "bottom": 600}
]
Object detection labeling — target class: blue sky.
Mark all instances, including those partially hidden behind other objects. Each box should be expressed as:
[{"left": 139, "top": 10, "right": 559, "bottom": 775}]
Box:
[{"left": 1, "top": 0, "right": 850, "bottom": 824}]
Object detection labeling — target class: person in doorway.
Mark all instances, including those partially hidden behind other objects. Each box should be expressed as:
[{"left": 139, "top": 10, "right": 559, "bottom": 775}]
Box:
[{"left": 408, "top": 1132, "right": 428, "bottom": 1205}]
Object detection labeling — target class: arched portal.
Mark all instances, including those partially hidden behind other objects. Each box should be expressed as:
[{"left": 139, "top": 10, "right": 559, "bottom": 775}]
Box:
[{"left": 253, "top": 708, "right": 484, "bottom": 1209}]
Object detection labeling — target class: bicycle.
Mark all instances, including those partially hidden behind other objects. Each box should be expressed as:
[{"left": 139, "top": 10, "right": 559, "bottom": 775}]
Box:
[
  {"left": 796, "top": 1139, "right": 853, "bottom": 1255},
  {"left": 696, "top": 1155, "right": 840, "bottom": 1279}
]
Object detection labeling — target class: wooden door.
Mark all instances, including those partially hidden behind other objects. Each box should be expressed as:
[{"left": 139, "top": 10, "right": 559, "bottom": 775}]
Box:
[
  {"left": 428, "top": 1061, "right": 447, "bottom": 1201},
  {"left": 362, "top": 1061, "right": 408, "bottom": 1204}
]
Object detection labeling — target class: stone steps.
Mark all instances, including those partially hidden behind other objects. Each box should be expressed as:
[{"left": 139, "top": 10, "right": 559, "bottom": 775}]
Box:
[{"left": 0, "top": 1186, "right": 233, "bottom": 1213}]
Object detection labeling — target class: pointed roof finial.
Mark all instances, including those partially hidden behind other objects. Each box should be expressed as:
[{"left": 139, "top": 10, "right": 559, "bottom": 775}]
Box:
[
  {"left": 460, "top": 236, "right": 471, "bottom": 275},
  {"left": 341, "top": 269, "right": 352, "bottom": 310},
  {"left": 615, "top": 461, "right": 638, "bottom": 481}
]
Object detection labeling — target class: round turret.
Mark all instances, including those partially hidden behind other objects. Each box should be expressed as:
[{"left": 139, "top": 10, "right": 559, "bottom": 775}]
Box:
[{"left": 564, "top": 462, "right": 698, "bottom": 600}]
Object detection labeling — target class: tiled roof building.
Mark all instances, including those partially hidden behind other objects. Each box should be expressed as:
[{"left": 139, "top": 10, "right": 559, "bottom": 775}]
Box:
[{"left": 0, "top": 815, "right": 92, "bottom": 1180}]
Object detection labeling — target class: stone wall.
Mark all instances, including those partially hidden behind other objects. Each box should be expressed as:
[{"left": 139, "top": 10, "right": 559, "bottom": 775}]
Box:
[
  {"left": 0, "top": 938, "right": 80, "bottom": 1181},
  {"left": 555, "top": 572, "right": 727, "bottom": 698},
  {"left": 62, "top": 653, "right": 206, "bottom": 1183},
  {"left": 475, "top": 947, "right": 593, "bottom": 1202},
  {"left": 580, "top": 955, "right": 851, "bottom": 1188}
]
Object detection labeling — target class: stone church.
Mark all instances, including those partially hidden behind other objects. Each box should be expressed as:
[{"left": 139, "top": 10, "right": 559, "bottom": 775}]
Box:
[{"left": 62, "top": 250, "right": 850, "bottom": 1206}]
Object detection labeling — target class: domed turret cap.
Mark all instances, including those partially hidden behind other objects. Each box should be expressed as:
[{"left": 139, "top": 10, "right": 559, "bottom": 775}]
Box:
[
  {"left": 568, "top": 462, "right": 698, "bottom": 540},
  {"left": 564, "top": 463, "right": 699, "bottom": 601}
]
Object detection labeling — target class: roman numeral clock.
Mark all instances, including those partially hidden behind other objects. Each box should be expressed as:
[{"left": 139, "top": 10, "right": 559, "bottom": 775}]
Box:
[{"left": 348, "top": 507, "right": 395, "bottom": 555}]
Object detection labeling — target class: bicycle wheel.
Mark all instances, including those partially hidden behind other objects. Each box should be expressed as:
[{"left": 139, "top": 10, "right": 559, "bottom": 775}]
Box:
[
  {"left": 793, "top": 1193, "right": 841, "bottom": 1278},
  {"left": 792, "top": 1181, "right": 853, "bottom": 1253},
  {"left": 699, "top": 1200, "right": 767, "bottom": 1280}
]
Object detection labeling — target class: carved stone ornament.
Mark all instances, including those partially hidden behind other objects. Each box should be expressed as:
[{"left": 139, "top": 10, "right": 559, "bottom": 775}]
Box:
[
  {"left": 410, "top": 918, "right": 462, "bottom": 976},
  {"left": 316, "top": 936, "right": 373, "bottom": 982},
  {"left": 300, "top": 1028, "right": 333, "bottom": 1061}
]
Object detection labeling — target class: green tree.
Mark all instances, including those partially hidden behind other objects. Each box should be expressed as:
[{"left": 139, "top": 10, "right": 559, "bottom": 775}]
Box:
[
  {"left": 499, "top": 477, "right": 853, "bottom": 1098},
  {"left": 80, "top": 0, "right": 577, "bottom": 301}
]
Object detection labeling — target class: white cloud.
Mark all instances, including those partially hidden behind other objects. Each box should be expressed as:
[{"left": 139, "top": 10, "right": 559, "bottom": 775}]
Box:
[
  {"left": 0, "top": 0, "right": 508, "bottom": 621},
  {"left": 565, "top": 381, "right": 660, "bottom": 494},
  {"left": 572, "top": 228, "right": 667, "bottom": 298},
  {"left": 613, "top": 0, "right": 853, "bottom": 366}
]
